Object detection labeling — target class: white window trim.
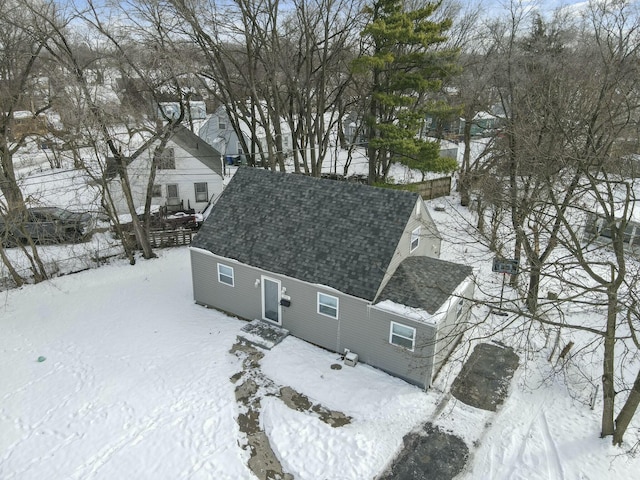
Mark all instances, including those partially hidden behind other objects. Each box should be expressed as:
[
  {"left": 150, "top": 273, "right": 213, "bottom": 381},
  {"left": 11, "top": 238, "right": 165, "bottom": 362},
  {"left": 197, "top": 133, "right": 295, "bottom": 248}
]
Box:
[
  {"left": 217, "top": 263, "right": 234, "bottom": 287},
  {"left": 410, "top": 227, "right": 420, "bottom": 252},
  {"left": 456, "top": 298, "right": 465, "bottom": 319},
  {"left": 195, "top": 182, "right": 208, "bottom": 202},
  {"left": 389, "top": 321, "right": 416, "bottom": 351},
  {"left": 317, "top": 292, "right": 339, "bottom": 319}
]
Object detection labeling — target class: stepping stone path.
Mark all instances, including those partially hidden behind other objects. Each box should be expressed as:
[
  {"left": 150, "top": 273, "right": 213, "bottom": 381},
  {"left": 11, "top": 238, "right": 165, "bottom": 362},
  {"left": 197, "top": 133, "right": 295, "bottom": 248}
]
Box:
[{"left": 229, "top": 340, "right": 352, "bottom": 480}]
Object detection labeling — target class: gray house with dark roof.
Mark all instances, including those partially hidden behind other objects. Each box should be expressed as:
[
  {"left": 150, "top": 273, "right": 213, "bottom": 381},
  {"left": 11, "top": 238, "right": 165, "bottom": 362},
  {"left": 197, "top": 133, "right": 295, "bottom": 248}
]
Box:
[{"left": 190, "top": 168, "right": 474, "bottom": 388}]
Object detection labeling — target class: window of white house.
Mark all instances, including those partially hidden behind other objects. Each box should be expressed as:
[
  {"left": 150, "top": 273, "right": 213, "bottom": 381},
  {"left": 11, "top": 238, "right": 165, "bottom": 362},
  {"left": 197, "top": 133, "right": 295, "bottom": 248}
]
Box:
[
  {"left": 237, "top": 142, "right": 244, "bottom": 155},
  {"left": 410, "top": 227, "right": 420, "bottom": 252},
  {"left": 158, "top": 147, "right": 175, "bottom": 169},
  {"left": 218, "top": 117, "right": 226, "bottom": 130},
  {"left": 194, "top": 182, "right": 208, "bottom": 202},
  {"left": 456, "top": 299, "right": 464, "bottom": 319},
  {"left": 317, "top": 293, "right": 339, "bottom": 318},
  {"left": 152, "top": 184, "right": 162, "bottom": 197},
  {"left": 217, "top": 264, "right": 234, "bottom": 286},
  {"left": 167, "top": 184, "right": 179, "bottom": 199},
  {"left": 389, "top": 322, "right": 416, "bottom": 350}
]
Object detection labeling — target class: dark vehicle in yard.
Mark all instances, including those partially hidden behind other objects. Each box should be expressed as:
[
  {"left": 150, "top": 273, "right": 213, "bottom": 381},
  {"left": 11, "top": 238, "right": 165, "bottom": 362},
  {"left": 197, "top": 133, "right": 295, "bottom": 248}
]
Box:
[{"left": 0, "top": 207, "right": 95, "bottom": 247}]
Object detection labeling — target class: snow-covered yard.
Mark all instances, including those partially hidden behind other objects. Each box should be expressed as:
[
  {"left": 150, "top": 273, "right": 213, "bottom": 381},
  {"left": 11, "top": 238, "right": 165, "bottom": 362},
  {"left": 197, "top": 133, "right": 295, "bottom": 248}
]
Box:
[
  {"left": 2, "top": 244, "right": 639, "bottom": 479},
  {"left": 0, "top": 248, "right": 436, "bottom": 479}
]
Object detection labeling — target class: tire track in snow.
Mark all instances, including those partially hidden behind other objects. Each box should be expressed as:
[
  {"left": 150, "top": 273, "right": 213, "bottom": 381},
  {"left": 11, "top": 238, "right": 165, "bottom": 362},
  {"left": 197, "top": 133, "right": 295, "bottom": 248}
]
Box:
[
  {"left": 491, "top": 392, "right": 565, "bottom": 480},
  {"left": 540, "top": 411, "right": 564, "bottom": 480}
]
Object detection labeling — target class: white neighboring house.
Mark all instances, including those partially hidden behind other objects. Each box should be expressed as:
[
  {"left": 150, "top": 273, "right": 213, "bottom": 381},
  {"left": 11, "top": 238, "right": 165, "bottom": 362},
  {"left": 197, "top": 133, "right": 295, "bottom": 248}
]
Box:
[
  {"left": 157, "top": 101, "right": 207, "bottom": 123},
  {"left": 583, "top": 180, "right": 640, "bottom": 255},
  {"left": 198, "top": 105, "right": 292, "bottom": 166},
  {"left": 107, "top": 125, "right": 224, "bottom": 215}
]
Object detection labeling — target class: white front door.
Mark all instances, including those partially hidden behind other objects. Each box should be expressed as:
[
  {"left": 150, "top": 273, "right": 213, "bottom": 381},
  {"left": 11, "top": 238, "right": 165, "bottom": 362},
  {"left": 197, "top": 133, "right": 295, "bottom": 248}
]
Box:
[{"left": 262, "top": 276, "right": 281, "bottom": 324}]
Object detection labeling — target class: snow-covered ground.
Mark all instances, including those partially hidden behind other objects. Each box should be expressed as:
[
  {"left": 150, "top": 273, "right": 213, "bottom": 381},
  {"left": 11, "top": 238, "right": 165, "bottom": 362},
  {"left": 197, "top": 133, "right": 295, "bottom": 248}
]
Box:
[
  {"left": 2, "top": 220, "right": 639, "bottom": 478},
  {"left": 0, "top": 248, "right": 436, "bottom": 479},
  {"left": 1, "top": 139, "right": 639, "bottom": 479}
]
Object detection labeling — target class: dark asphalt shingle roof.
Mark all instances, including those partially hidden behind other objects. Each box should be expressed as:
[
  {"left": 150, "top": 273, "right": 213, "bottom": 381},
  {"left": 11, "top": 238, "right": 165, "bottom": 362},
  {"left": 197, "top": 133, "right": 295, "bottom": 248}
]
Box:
[
  {"left": 378, "top": 256, "right": 473, "bottom": 314},
  {"left": 191, "top": 167, "right": 421, "bottom": 301}
]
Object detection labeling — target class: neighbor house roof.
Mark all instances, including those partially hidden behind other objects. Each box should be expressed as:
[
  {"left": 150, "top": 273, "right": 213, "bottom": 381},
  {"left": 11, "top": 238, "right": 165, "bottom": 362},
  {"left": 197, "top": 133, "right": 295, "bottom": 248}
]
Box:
[
  {"left": 103, "top": 124, "right": 224, "bottom": 181},
  {"left": 191, "top": 167, "right": 421, "bottom": 301},
  {"left": 170, "top": 125, "right": 223, "bottom": 177},
  {"left": 377, "top": 256, "right": 473, "bottom": 314}
]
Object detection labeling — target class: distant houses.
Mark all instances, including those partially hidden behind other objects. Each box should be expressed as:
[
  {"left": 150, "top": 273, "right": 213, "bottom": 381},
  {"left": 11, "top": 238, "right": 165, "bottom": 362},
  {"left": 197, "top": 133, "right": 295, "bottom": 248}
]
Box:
[{"left": 198, "top": 106, "right": 292, "bottom": 166}]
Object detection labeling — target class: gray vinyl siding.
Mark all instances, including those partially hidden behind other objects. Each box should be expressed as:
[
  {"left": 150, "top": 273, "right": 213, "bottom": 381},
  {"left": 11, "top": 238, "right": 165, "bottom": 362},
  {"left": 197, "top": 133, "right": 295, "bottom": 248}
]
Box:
[
  {"left": 191, "top": 249, "right": 342, "bottom": 351},
  {"left": 375, "top": 199, "right": 442, "bottom": 298},
  {"left": 432, "top": 280, "right": 475, "bottom": 378},
  {"left": 355, "top": 308, "right": 437, "bottom": 388},
  {"left": 191, "top": 248, "right": 447, "bottom": 389},
  {"left": 191, "top": 249, "right": 262, "bottom": 320}
]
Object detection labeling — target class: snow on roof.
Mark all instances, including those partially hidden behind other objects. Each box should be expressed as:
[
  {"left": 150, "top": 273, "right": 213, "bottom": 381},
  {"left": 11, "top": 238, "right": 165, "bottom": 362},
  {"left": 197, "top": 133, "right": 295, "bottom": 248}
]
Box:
[{"left": 373, "top": 300, "right": 436, "bottom": 325}]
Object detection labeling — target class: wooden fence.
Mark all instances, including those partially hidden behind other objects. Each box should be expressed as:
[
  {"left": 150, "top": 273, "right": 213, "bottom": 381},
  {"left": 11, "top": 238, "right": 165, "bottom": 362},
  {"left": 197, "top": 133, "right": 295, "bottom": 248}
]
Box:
[
  {"left": 148, "top": 229, "right": 196, "bottom": 248},
  {"left": 411, "top": 177, "right": 452, "bottom": 200}
]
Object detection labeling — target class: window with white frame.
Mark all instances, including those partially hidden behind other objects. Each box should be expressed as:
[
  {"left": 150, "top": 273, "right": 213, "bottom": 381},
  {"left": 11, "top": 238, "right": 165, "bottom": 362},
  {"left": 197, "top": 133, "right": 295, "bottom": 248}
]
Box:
[
  {"left": 152, "top": 184, "right": 162, "bottom": 197},
  {"left": 218, "top": 117, "right": 226, "bottom": 130},
  {"left": 410, "top": 227, "right": 420, "bottom": 252},
  {"left": 317, "top": 292, "right": 338, "bottom": 318},
  {"left": 217, "top": 263, "right": 234, "bottom": 286},
  {"left": 194, "top": 182, "right": 208, "bottom": 202},
  {"left": 389, "top": 322, "right": 416, "bottom": 350}
]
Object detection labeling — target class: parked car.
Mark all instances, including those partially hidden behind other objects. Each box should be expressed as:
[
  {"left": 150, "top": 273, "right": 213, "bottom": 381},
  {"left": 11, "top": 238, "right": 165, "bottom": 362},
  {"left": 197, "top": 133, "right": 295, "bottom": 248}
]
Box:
[{"left": 0, "top": 207, "right": 95, "bottom": 247}]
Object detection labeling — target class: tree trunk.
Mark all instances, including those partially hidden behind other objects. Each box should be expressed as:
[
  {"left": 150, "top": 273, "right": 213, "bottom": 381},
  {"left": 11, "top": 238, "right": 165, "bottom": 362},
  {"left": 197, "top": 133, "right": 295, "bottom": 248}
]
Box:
[
  {"left": 601, "top": 289, "right": 617, "bottom": 438},
  {"left": 460, "top": 172, "right": 471, "bottom": 206},
  {"left": 526, "top": 262, "right": 541, "bottom": 313},
  {"left": 460, "top": 116, "right": 473, "bottom": 206},
  {"left": 0, "top": 246, "right": 25, "bottom": 287},
  {"left": 613, "top": 367, "right": 640, "bottom": 445},
  {"left": 476, "top": 197, "right": 485, "bottom": 233},
  {"left": 117, "top": 159, "right": 156, "bottom": 260},
  {"left": 510, "top": 235, "right": 522, "bottom": 289}
]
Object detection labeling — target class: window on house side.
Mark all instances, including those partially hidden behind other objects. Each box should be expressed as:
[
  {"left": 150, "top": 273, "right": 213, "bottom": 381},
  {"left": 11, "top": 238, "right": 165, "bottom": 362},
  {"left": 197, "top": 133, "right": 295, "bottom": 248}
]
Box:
[
  {"left": 218, "top": 118, "right": 226, "bottom": 130},
  {"left": 318, "top": 293, "right": 338, "bottom": 318},
  {"left": 194, "top": 182, "right": 208, "bottom": 202},
  {"left": 410, "top": 227, "right": 420, "bottom": 252},
  {"left": 158, "top": 147, "right": 175, "bottom": 169},
  {"left": 152, "top": 184, "right": 162, "bottom": 197},
  {"left": 389, "top": 322, "right": 416, "bottom": 351},
  {"left": 217, "top": 264, "right": 234, "bottom": 286}
]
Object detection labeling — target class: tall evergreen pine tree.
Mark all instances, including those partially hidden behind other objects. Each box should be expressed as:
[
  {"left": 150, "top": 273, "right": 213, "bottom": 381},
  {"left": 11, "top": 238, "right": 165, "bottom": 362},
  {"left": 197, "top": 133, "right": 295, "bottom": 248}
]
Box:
[{"left": 353, "top": 0, "right": 459, "bottom": 184}]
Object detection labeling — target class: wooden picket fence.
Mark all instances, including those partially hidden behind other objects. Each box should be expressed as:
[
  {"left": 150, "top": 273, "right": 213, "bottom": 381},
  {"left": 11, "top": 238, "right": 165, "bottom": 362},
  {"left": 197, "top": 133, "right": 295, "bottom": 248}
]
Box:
[{"left": 410, "top": 177, "right": 452, "bottom": 200}]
